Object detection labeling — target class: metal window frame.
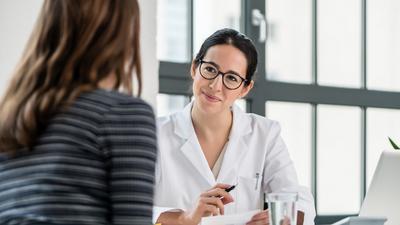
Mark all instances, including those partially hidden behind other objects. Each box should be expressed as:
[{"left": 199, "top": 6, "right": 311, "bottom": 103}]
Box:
[{"left": 158, "top": 0, "right": 400, "bottom": 224}]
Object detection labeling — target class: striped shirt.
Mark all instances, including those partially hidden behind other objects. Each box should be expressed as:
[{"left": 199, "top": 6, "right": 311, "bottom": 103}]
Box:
[{"left": 0, "top": 89, "right": 157, "bottom": 225}]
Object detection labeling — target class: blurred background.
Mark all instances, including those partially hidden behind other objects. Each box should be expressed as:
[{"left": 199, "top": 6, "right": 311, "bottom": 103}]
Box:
[{"left": 1, "top": 0, "right": 399, "bottom": 224}]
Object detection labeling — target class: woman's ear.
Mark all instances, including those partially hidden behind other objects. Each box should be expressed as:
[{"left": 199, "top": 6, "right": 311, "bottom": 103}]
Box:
[
  {"left": 190, "top": 60, "right": 197, "bottom": 79},
  {"left": 239, "top": 80, "right": 254, "bottom": 98}
]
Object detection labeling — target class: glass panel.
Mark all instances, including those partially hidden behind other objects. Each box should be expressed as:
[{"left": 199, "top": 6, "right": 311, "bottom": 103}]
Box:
[
  {"left": 157, "top": 0, "right": 189, "bottom": 62},
  {"left": 317, "top": 105, "right": 361, "bottom": 214},
  {"left": 265, "top": 101, "right": 312, "bottom": 188},
  {"left": 367, "top": 0, "right": 400, "bottom": 92},
  {"left": 366, "top": 108, "right": 400, "bottom": 188},
  {"left": 265, "top": 0, "right": 312, "bottom": 83},
  {"left": 193, "top": 0, "right": 241, "bottom": 55},
  {"left": 318, "top": 0, "right": 361, "bottom": 88},
  {"left": 157, "top": 94, "right": 189, "bottom": 117}
]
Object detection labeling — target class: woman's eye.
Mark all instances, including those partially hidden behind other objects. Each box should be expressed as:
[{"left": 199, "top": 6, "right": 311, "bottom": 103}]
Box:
[
  {"left": 205, "top": 66, "right": 217, "bottom": 73},
  {"left": 226, "top": 74, "right": 239, "bottom": 82}
]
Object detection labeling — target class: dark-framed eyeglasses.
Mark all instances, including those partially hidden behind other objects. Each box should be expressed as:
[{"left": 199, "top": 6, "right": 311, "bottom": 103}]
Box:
[{"left": 198, "top": 60, "right": 248, "bottom": 90}]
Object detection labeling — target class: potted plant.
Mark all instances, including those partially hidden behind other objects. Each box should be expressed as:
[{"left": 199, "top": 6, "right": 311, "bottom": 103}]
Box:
[{"left": 388, "top": 137, "right": 399, "bottom": 150}]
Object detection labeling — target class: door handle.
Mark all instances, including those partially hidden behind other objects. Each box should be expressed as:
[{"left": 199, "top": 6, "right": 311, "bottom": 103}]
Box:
[{"left": 251, "top": 9, "right": 267, "bottom": 43}]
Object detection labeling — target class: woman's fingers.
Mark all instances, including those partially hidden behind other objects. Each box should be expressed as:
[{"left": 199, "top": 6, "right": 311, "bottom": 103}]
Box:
[
  {"left": 190, "top": 183, "right": 236, "bottom": 223},
  {"left": 208, "top": 183, "right": 231, "bottom": 191},
  {"left": 204, "top": 204, "right": 220, "bottom": 216},
  {"left": 201, "top": 187, "right": 234, "bottom": 204},
  {"left": 211, "top": 183, "right": 235, "bottom": 204},
  {"left": 246, "top": 221, "right": 269, "bottom": 225},
  {"left": 192, "top": 197, "right": 223, "bottom": 218},
  {"left": 251, "top": 210, "right": 269, "bottom": 220},
  {"left": 246, "top": 218, "right": 269, "bottom": 225},
  {"left": 200, "top": 196, "right": 225, "bottom": 215},
  {"left": 280, "top": 216, "right": 291, "bottom": 225},
  {"left": 246, "top": 210, "right": 269, "bottom": 225},
  {"left": 187, "top": 189, "right": 230, "bottom": 225}
]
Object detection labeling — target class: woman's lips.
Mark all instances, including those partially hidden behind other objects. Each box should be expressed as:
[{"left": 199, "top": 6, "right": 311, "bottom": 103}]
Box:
[{"left": 202, "top": 91, "right": 221, "bottom": 102}]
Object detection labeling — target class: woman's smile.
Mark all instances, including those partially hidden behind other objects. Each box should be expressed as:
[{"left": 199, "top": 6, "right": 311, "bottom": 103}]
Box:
[{"left": 202, "top": 90, "right": 221, "bottom": 102}]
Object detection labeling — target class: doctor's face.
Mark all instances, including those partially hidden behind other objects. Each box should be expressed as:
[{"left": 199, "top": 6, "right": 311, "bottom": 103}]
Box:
[{"left": 191, "top": 44, "right": 253, "bottom": 115}]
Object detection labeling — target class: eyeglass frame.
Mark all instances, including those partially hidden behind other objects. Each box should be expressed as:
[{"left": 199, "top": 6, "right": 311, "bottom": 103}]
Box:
[{"left": 198, "top": 59, "right": 249, "bottom": 90}]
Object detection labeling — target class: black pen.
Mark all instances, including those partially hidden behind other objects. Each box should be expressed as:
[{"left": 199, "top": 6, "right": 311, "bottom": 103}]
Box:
[
  {"left": 225, "top": 184, "right": 236, "bottom": 192},
  {"left": 217, "top": 184, "right": 237, "bottom": 199}
]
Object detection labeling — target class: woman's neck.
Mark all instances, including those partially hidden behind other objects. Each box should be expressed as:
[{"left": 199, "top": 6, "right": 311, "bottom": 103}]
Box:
[
  {"left": 191, "top": 103, "right": 233, "bottom": 141},
  {"left": 98, "top": 73, "right": 116, "bottom": 90}
]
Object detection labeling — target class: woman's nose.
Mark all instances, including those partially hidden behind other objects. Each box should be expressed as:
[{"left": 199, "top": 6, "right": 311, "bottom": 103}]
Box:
[{"left": 208, "top": 74, "right": 223, "bottom": 90}]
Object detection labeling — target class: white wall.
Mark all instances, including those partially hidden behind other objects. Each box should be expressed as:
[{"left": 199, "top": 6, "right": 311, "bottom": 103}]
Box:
[
  {"left": 138, "top": 0, "right": 158, "bottom": 109},
  {"left": 0, "top": 0, "right": 43, "bottom": 97},
  {"left": 0, "top": 0, "right": 158, "bottom": 109}
]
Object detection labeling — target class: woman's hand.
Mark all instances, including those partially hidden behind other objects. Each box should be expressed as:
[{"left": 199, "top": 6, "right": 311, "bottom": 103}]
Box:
[
  {"left": 179, "top": 183, "right": 234, "bottom": 225},
  {"left": 246, "top": 211, "right": 293, "bottom": 225},
  {"left": 246, "top": 210, "right": 269, "bottom": 225}
]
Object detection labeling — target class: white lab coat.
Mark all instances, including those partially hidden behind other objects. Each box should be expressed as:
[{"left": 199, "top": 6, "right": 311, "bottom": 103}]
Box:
[{"left": 153, "top": 102, "right": 316, "bottom": 225}]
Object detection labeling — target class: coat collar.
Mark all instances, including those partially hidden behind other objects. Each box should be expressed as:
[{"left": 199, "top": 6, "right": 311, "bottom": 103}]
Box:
[
  {"left": 172, "top": 101, "right": 252, "bottom": 139},
  {"left": 172, "top": 101, "right": 253, "bottom": 186},
  {"left": 172, "top": 101, "right": 194, "bottom": 139}
]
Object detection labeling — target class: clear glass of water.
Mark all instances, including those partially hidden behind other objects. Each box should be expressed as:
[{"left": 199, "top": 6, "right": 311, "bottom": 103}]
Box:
[{"left": 266, "top": 192, "right": 298, "bottom": 225}]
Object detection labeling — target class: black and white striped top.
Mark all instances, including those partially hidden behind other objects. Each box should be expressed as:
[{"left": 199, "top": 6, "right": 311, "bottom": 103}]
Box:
[{"left": 0, "top": 89, "right": 157, "bottom": 225}]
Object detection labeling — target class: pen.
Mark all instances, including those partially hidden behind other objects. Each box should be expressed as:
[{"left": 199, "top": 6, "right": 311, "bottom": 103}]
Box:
[
  {"left": 255, "top": 173, "right": 260, "bottom": 190},
  {"left": 216, "top": 184, "right": 237, "bottom": 199},
  {"left": 225, "top": 184, "right": 236, "bottom": 192}
]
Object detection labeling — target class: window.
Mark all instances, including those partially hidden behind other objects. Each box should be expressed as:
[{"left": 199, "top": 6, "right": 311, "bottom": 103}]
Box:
[
  {"left": 266, "top": 0, "right": 312, "bottom": 83},
  {"left": 317, "top": 105, "right": 361, "bottom": 215},
  {"left": 158, "top": 0, "right": 400, "bottom": 223},
  {"left": 317, "top": 0, "right": 361, "bottom": 88},
  {"left": 193, "top": 0, "right": 242, "bottom": 54},
  {"left": 157, "top": 94, "right": 190, "bottom": 117},
  {"left": 367, "top": 0, "right": 400, "bottom": 92},
  {"left": 157, "top": 0, "right": 190, "bottom": 62},
  {"left": 266, "top": 101, "right": 312, "bottom": 188}
]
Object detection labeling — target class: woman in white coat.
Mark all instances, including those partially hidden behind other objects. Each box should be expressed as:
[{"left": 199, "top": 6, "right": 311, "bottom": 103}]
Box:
[{"left": 154, "top": 28, "right": 316, "bottom": 225}]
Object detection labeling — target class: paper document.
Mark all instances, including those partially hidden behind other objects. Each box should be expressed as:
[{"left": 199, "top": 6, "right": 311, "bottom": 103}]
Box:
[{"left": 200, "top": 210, "right": 260, "bottom": 225}]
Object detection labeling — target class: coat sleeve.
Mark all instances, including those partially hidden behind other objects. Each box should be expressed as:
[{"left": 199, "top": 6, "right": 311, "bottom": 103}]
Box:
[
  {"left": 262, "top": 121, "right": 316, "bottom": 225},
  {"left": 151, "top": 116, "right": 185, "bottom": 224}
]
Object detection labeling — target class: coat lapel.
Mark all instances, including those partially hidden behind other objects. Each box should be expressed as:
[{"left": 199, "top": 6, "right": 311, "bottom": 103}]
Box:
[
  {"left": 173, "top": 102, "right": 216, "bottom": 187},
  {"left": 216, "top": 104, "right": 252, "bottom": 183}
]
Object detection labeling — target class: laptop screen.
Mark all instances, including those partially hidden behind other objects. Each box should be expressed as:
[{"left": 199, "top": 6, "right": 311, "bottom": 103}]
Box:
[{"left": 359, "top": 150, "right": 400, "bottom": 225}]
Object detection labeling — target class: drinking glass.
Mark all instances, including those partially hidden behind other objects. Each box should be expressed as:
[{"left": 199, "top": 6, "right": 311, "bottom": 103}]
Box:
[{"left": 266, "top": 192, "right": 298, "bottom": 225}]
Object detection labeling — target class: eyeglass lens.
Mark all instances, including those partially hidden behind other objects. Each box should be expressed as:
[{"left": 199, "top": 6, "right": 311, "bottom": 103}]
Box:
[{"left": 200, "top": 62, "right": 244, "bottom": 89}]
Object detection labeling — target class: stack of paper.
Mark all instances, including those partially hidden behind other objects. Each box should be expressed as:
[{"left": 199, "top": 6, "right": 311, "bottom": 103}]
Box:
[{"left": 201, "top": 210, "right": 260, "bottom": 225}]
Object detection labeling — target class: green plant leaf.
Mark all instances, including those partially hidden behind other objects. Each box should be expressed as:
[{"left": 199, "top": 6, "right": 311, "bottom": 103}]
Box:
[{"left": 388, "top": 137, "right": 400, "bottom": 150}]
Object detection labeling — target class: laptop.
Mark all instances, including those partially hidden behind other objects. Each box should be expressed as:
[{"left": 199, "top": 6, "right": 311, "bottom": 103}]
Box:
[{"left": 359, "top": 150, "right": 400, "bottom": 225}]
